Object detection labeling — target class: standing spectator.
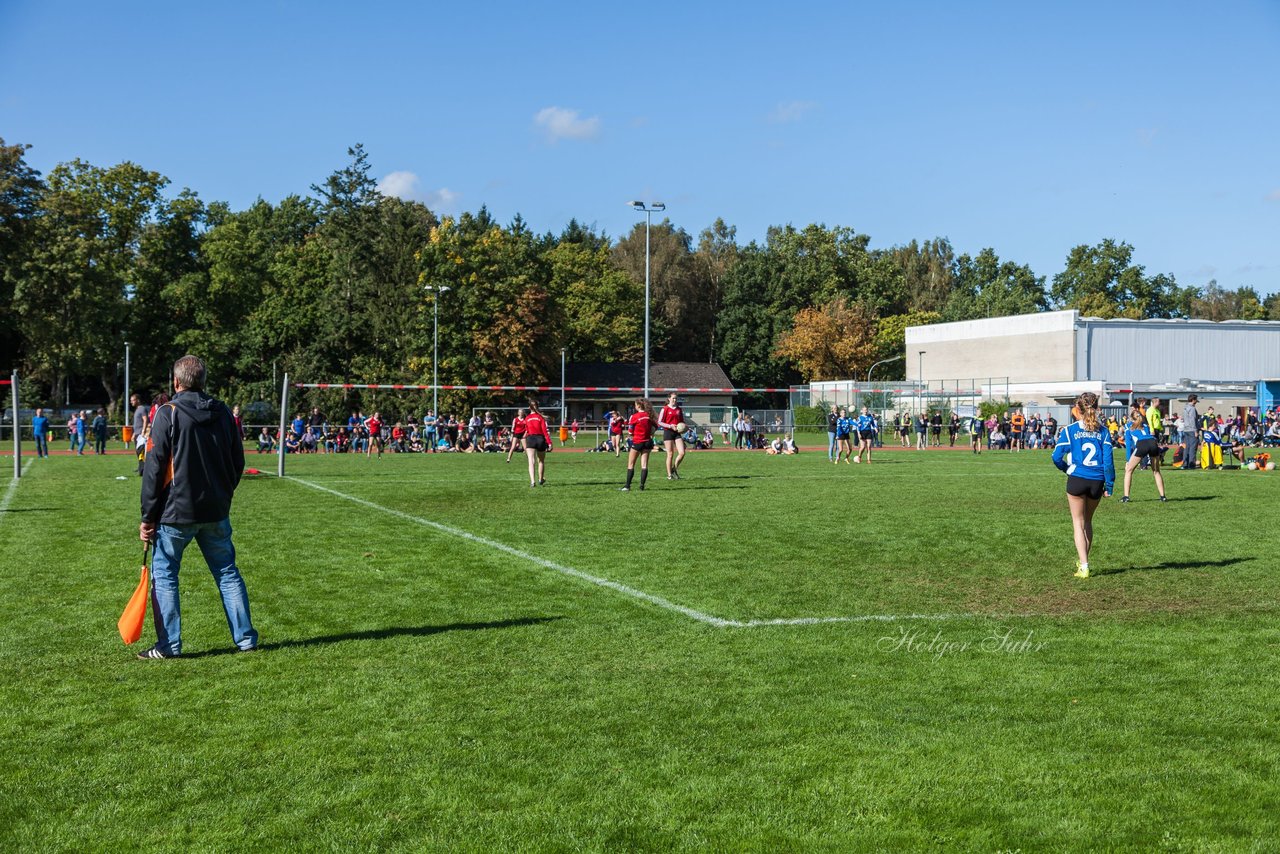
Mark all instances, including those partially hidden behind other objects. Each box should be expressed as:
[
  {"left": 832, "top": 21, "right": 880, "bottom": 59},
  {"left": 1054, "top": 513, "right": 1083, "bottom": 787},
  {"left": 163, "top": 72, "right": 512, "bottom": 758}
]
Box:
[
  {"left": 1182, "top": 395, "right": 1200, "bottom": 470},
  {"left": 948, "top": 412, "right": 961, "bottom": 447},
  {"left": 231, "top": 404, "right": 245, "bottom": 441},
  {"left": 137, "top": 355, "right": 257, "bottom": 659},
  {"left": 92, "top": 408, "right": 108, "bottom": 454},
  {"left": 915, "top": 411, "right": 928, "bottom": 450},
  {"left": 65, "top": 413, "right": 76, "bottom": 452},
  {"left": 483, "top": 411, "right": 497, "bottom": 445},
  {"left": 75, "top": 410, "right": 88, "bottom": 455},
  {"left": 308, "top": 407, "right": 325, "bottom": 439},
  {"left": 1147, "top": 398, "right": 1164, "bottom": 443},
  {"left": 131, "top": 393, "right": 150, "bottom": 475},
  {"left": 719, "top": 418, "right": 730, "bottom": 449},
  {"left": 826, "top": 405, "right": 839, "bottom": 462},
  {"left": 32, "top": 408, "right": 50, "bottom": 458},
  {"left": 929, "top": 410, "right": 943, "bottom": 447}
]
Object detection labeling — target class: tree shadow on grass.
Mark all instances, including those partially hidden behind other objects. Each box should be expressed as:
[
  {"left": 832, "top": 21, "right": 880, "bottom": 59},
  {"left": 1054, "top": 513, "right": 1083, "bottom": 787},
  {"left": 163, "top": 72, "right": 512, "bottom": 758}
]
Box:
[
  {"left": 1161, "top": 495, "right": 1218, "bottom": 502},
  {"left": 1096, "top": 557, "right": 1255, "bottom": 576},
  {"left": 182, "top": 616, "right": 563, "bottom": 659},
  {"left": 0, "top": 507, "right": 62, "bottom": 513}
]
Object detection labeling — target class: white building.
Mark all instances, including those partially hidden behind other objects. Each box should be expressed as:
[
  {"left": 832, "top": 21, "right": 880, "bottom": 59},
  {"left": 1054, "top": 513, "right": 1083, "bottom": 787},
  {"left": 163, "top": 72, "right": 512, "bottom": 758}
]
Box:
[{"left": 905, "top": 310, "right": 1280, "bottom": 411}]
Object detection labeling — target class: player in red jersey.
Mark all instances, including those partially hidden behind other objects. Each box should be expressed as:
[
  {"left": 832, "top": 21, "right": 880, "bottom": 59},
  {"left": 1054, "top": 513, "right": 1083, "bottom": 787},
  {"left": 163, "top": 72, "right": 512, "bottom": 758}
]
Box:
[
  {"left": 505, "top": 408, "right": 527, "bottom": 463},
  {"left": 608, "top": 409, "right": 624, "bottom": 457},
  {"left": 658, "top": 392, "right": 687, "bottom": 480},
  {"left": 365, "top": 411, "right": 384, "bottom": 458},
  {"left": 621, "top": 398, "right": 657, "bottom": 491},
  {"left": 522, "top": 400, "right": 553, "bottom": 487}
]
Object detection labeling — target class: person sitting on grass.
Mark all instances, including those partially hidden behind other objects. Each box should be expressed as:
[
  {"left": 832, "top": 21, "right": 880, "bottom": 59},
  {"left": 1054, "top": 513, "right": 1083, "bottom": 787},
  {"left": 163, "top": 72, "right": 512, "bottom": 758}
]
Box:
[{"left": 256, "top": 427, "right": 275, "bottom": 454}]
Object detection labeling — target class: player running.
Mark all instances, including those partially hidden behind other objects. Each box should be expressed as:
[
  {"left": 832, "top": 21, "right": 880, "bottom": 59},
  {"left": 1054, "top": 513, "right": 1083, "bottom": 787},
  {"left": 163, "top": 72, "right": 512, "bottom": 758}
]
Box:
[
  {"left": 1052, "top": 392, "right": 1115, "bottom": 579},
  {"left": 658, "top": 392, "right": 687, "bottom": 480},
  {"left": 1121, "top": 410, "right": 1167, "bottom": 503},
  {"left": 522, "top": 400, "right": 553, "bottom": 487},
  {"left": 505, "top": 408, "right": 527, "bottom": 463},
  {"left": 854, "top": 406, "right": 876, "bottom": 464},
  {"left": 620, "top": 398, "right": 656, "bottom": 491}
]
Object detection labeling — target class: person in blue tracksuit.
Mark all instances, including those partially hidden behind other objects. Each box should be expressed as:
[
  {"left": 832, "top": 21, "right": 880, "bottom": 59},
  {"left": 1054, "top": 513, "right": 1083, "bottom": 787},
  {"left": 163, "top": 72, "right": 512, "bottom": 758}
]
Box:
[
  {"left": 854, "top": 406, "right": 876, "bottom": 464},
  {"left": 1121, "top": 411, "right": 1166, "bottom": 504},
  {"left": 1052, "top": 392, "right": 1115, "bottom": 578}
]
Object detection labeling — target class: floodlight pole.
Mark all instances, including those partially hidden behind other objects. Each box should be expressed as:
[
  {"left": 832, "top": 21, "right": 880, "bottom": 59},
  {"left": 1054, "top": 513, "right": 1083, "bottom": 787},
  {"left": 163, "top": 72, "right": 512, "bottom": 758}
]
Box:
[
  {"left": 560, "top": 348, "right": 567, "bottom": 430},
  {"left": 868, "top": 355, "right": 903, "bottom": 384},
  {"left": 630, "top": 201, "right": 666, "bottom": 398},
  {"left": 277, "top": 372, "right": 290, "bottom": 478},
  {"left": 917, "top": 351, "right": 926, "bottom": 414},
  {"left": 123, "top": 342, "right": 130, "bottom": 427}
]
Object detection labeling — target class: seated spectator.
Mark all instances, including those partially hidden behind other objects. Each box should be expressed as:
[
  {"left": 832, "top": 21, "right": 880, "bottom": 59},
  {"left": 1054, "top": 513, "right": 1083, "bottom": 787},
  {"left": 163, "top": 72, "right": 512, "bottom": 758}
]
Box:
[
  {"left": 257, "top": 427, "right": 276, "bottom": 454},
  {"left": 766, "top": 437, "right": 784, "bottom": 455},
  {"left": 990, "top": 428, "right": 1007, "bottom": 450},
  {"left": 456, "top": 433, "right": 474, "bottom": 453},
  {"left": 300, "top": 427, "right": 318, "bottom": 453},
  {"left": 1264, "top": 421, "right": 1280, "bottom": 447},
  {"left": 284, "top": 433, "right": 301, "bottom": 454},
  {"left": 782, "top": 434, "right": 799, "bottom": 454},
  {"left": 391, "top": 422, "right": 407, "bottom": 453},
  {"left": 335, "top": 428, "right": 351, "bottom": 453}
]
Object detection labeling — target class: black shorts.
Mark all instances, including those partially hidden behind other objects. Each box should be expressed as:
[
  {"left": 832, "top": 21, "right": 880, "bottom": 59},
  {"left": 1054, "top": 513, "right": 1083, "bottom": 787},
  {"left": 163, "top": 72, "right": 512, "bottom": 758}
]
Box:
[
  {"left": 836, "top": 432, "right": 850, "bottom": 441},
  {"left": 1132, "top": 438, "right": 1159, "bottom": 459},
  {"left": 524, "top": 434, "right": 547, "bottom": 452},
  {"left": 859, "top": 430, "right": 876, "bottom": 441},
  {"left": 631, "top": 439, "right": 654, "bottom": 452},
  {"left": 1066, "top": 475, "right": 1106, "bottom": 499},
  {"left": 662, "top": 428, "right": 681, "bottom": 442}
]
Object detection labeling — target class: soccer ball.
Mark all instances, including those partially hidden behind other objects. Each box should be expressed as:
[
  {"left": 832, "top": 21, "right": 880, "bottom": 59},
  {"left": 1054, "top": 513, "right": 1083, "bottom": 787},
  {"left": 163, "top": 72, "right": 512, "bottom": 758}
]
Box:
[
  {"left": 1268, "top": 462, "right": 1276, "bottom": 472},
  {"left": 1247, "top": 461, "right": 1258, "bottom": 471},
  {"left": 676, "top": 421, "right": 687, "bottom": 433}
]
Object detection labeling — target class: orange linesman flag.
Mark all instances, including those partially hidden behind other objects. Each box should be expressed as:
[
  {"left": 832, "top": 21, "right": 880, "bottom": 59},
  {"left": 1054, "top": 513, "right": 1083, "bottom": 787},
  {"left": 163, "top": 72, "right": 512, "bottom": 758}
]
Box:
[{"left": 118, "top": 545, "right": 151, "bottom": 645}]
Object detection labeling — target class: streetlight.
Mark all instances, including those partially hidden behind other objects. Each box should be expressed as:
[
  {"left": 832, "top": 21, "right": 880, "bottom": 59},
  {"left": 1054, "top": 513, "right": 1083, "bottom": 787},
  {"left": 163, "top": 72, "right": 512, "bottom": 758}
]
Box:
[
  {"left": 629, "top": 200, "right": 665, "bottom": 398},
  {"left": 425, "top": 284, "right": 451, "bottom": 416},
  {"left": 867, "top": 354, "right": 903, "bottom": 383},
  {"left": 560, "top": 348, "right": 567, "bottom": 430}
]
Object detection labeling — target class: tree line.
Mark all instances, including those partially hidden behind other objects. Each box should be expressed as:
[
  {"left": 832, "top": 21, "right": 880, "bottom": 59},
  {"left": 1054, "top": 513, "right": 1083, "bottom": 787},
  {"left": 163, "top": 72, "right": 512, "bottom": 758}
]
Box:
[{"left": 2, "top": 139, "right": 1276, "bottom": 419}]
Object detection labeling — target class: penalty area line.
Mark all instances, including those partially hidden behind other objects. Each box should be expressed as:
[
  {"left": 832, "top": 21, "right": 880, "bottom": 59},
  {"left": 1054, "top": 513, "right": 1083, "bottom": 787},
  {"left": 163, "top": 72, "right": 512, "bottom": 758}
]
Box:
[{"left": 286, "top": 476, "right": 987, "bottom": 630}]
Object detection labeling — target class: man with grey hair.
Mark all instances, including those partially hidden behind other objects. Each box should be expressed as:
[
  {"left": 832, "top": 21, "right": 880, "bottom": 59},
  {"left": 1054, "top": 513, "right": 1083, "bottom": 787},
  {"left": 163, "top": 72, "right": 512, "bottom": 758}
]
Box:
[{"left": 137, "top": 355, "right": 257, "bottom": 659}]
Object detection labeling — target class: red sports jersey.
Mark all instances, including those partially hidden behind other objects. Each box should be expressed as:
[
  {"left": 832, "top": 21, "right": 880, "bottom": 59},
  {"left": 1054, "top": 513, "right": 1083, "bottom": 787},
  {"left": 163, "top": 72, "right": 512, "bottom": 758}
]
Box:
[
  {"left": 523, "top": 412, "right": 553, "bottom": 443},
  {"left": 659, "top": 405, "right": 684, "bottom": 430},
  {"left": 512, "top": 416, "right": 527, "bottom": 435},
  {"left": 609, "top": 415, "right": 623, "bottom": 435},
  {"left": 366, "top": 418, "right": 382, "bottom": 436},
  {"left": 628, "top": 411, "right": 654, "bottom": 443}
]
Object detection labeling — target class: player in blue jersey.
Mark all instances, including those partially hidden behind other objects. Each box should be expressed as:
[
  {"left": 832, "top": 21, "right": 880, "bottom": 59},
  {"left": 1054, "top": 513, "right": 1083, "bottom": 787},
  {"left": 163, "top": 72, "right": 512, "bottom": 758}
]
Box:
[
  {"left": 1052, "top": 392, "right": 1115, "bottom": 578},
  {"left": 835, "top": 408, "right": 854, "bottom": 464},
  {"left": 854, "top": 406, "right": 876, "bottom": 464},
  {"left": 1121, "top": 410, "right": 1167, "bottom": 504}
]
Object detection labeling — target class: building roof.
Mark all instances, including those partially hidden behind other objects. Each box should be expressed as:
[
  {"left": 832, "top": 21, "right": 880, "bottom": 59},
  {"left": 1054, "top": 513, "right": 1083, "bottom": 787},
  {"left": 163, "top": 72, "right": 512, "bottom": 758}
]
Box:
[{"left": 566, "top": 361, "right": 733, "bottom": 391}]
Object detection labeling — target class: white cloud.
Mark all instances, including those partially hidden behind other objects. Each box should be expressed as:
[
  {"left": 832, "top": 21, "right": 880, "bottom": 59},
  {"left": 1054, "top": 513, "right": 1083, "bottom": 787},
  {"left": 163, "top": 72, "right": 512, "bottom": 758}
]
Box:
[
  {"left": 425, "top": 187, "right": 459, "bottom": 211},
  {"left": 377, "top": 171, "right": 459, "bottom": 212},
  {"left": 768, "top": 100, "right": 818, "bottom": 124},
  {"left": 1266, "top": 188, "right": 1280, "bottom": 202},
  {"left": 534, "top": 106, "right": 601, "bottom": 142},
  {"left": 377, "top": 170, "right": 421, "bottom": 199}
]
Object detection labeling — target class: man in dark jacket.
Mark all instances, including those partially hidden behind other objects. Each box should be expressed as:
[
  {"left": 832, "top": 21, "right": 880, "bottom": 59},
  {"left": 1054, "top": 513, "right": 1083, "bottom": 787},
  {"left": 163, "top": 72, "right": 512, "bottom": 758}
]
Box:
[{"left": 137, "top": 355, "right": 257, "bottom": 659}]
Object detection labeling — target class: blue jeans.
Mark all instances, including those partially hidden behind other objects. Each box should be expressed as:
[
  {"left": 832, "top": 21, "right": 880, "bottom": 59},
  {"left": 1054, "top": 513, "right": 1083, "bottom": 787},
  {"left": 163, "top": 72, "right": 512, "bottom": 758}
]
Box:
[
  {"left": 34, "top": 435, "right": 48, "bottom": 457},
  {"left": 827, "top": 431, "right": 837, "bottom": 460},
  {"left": 149, "top": 517, "right": 257, "bottom": 655},
  {"left": 1182, "top": 431, "right": 1199, "bottom": 469}
]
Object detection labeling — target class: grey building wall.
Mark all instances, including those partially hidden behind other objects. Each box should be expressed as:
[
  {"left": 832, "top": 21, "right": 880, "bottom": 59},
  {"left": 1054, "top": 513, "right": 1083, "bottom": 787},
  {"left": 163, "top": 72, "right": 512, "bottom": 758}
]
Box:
[{"left": 1076, "top": 320, "right": 1280, "bottom": 384}]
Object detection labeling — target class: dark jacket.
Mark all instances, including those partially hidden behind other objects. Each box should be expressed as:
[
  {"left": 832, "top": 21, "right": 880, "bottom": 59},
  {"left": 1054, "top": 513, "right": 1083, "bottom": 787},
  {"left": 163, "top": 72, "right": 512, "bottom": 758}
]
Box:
[{"left": 141, "top": 390, "right": 244, "bottom": 525}]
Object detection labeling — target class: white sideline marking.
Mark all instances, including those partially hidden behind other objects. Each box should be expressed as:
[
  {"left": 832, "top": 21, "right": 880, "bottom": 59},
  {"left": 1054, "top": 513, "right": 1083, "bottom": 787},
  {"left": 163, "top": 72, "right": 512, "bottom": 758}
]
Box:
[
  {"left": 288, "top": 476, "right": 988, "bottom": 629},
  {"left": 0, "top": 458, "right": 35, "bottom": 519},
  {"left": 290, "top": 477, "right": 736, "bottom": 627}
]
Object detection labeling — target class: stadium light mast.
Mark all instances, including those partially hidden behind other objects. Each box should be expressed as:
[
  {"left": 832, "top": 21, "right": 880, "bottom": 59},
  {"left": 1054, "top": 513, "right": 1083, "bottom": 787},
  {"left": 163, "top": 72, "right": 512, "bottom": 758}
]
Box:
[
  {"left": 629, "top": 201, "right": 665, "bottom": 398},
  {"left": 426, "top": 284, "right": 451, "bottom": 416},
  {"left": 560, "top": 348, "right": 567, "bottom": 429}
]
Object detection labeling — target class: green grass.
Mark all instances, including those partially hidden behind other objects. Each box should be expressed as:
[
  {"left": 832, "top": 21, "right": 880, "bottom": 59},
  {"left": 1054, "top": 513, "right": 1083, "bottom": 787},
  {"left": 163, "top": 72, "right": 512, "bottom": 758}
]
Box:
[{"left": 1, "top": 447, "right": 1278, "bottom": 851}]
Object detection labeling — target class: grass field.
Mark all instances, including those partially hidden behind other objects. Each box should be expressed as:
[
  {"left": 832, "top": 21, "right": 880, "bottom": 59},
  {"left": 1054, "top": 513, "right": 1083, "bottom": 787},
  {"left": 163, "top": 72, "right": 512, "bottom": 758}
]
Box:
[{"left": 2, "top": 445, "right": 1278, "bottom": 851}]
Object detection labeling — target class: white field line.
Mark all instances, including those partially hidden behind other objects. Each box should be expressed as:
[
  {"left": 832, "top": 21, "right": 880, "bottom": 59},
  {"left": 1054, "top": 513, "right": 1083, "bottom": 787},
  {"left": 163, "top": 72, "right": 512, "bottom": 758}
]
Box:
[
  {"left": 0, "top": 458, "right": 35, "bottom": 519},
  {"left": 289, "top": 476, "right": 986, "bottom": 629}
]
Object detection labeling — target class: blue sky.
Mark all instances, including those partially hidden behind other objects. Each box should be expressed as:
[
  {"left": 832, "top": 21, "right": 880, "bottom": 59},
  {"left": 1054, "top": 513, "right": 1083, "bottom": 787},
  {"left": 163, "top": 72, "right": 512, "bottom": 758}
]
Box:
[{"left": 3, "top": 0, "right": 1278, "bottom": 295}]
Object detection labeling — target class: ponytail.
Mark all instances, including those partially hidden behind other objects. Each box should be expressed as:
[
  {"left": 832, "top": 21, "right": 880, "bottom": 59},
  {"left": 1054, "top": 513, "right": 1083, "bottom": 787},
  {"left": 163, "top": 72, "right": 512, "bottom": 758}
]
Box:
[{"left": 1076, "top": 392, "right": 1100, "bottom": 433}]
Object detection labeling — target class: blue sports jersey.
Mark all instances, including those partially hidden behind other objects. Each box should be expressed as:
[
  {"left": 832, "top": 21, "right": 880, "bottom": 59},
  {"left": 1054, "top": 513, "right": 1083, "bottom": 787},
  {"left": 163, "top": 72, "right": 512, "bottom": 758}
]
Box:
[
  {"left": 855, "top": 414, "right": 875, "bottom": 432},
  {"left": 1123, "top": 424, "right": 1153, "bottom": 459},
  {"left": 1053, "top": 422, "right": 1115, "bottom": 492},
  {"left": 837, "top": 416, "right": 854, "bottom": 435}
]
